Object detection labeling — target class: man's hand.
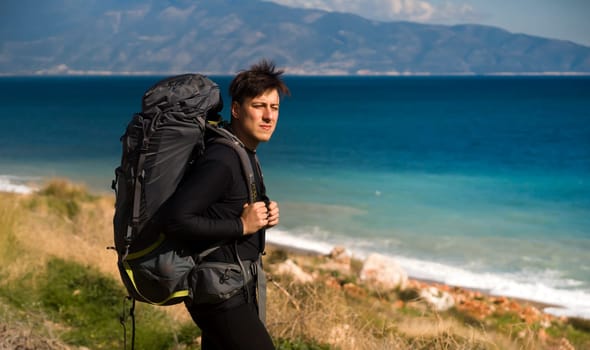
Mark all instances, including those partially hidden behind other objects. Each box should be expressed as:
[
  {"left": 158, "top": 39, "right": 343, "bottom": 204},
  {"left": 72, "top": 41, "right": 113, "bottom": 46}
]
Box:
[
  {"left": 265, "top": 200, "right": 280, "bottom": 228},
  {"left": 241, "top": 201, "right": 266, "bottom": 235},
  {"left": 241, "top": 201, "right": 280, "bottom": 235}
]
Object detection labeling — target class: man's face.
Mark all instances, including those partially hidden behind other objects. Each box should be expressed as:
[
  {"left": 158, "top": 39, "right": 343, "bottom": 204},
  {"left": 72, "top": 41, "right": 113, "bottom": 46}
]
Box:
[{"left": 231, "top": 88, "right": 280, "bottom": 150}]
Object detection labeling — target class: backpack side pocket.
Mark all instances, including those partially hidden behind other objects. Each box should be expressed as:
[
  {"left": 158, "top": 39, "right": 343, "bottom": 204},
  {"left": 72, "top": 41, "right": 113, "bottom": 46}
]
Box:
[
  {"left": 189, "top": 261, "right": 249, "bottom": 305},
  {"left": 120, "top": 235, "right": 195, "bottom": 305}
]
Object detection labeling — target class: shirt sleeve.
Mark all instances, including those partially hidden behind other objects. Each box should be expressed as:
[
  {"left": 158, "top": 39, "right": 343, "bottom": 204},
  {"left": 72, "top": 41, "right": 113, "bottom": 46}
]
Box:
[{"left": 163, "top": 144, "right": 244, "bottom": 240}]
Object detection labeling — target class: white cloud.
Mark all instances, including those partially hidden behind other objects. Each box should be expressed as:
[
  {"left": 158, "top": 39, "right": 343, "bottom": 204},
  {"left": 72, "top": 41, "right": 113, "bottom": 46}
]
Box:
[
  {"left": 159, "top": 5, "right": 197, "bottom": 22},
  {"left": 264, "top": 0, "right": 479, "bottom": 23},
  {"left": 433, "top": 2, "right": 479, "bottom": 22},
  {"left": 105, "top": 7, "right": 150, "bottom": 34}
]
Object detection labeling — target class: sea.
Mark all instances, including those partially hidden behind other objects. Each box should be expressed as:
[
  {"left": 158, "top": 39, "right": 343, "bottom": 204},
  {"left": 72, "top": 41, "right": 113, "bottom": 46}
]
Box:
[{"left": 1, "top": 75, "right": 589, "bottom": 319}]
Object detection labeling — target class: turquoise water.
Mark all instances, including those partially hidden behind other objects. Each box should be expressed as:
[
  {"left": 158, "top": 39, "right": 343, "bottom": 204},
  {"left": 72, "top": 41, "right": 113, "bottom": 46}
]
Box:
[{"left": 1, "top": 76, "right": 589, "bottom": 318}]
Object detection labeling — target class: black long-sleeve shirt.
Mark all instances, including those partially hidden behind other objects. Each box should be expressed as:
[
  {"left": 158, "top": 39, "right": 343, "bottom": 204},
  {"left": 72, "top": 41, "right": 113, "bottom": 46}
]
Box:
[{"left": 164, "top": 140, "right": 266, "bottom": 262}]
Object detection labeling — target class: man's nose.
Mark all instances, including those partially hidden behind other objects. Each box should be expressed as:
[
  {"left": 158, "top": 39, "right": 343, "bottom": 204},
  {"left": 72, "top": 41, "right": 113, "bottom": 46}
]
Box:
[{"left": 262, "top": 107, "right": 274, "bottom": 120}]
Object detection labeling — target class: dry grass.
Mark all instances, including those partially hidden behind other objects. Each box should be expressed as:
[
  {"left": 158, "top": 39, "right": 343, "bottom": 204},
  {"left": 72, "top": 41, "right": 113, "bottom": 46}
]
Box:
[
  {"left": 265, "top": 278, "right": 503, "bottom": 350},
  {"left": 0, "top": 179, "right": 192, "bottom": 324},
  {"left": 2, "top": 179, "right": 116, "bottom": 280},
  {"left": 0, "top": 180, "right": 587, "bottom": 349},
  {"left": 0, "top": 193, "right": 27, "bottom": 279},
  {"left": 264, "top": 247, "right": 553, "bottom": 350}
]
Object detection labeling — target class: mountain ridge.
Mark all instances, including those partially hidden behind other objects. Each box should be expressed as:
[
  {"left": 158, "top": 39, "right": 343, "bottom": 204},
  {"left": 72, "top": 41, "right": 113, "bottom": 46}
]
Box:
[{"left": 1, "top": 0, "right": 589, "bottom": 75}]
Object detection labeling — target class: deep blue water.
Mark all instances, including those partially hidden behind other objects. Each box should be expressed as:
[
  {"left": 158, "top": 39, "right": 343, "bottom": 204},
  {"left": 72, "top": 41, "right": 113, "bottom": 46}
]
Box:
[{"left": 1, "top": 75, "right": 589, "bottom": 318}]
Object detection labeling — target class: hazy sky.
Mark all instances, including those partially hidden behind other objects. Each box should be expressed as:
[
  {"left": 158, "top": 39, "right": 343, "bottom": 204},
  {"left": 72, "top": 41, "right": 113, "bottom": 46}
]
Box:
[{"left": 265, "top": 0, "right": 590, "bottom": 47}]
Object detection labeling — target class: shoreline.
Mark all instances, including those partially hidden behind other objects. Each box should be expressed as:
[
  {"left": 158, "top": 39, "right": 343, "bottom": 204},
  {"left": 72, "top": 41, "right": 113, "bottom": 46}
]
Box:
[
  {"left": 2, "top": 181, "right": 588, "bottom": 321},
  {"left": 265, "top": 241, "right": 581, "bottom": 321}
]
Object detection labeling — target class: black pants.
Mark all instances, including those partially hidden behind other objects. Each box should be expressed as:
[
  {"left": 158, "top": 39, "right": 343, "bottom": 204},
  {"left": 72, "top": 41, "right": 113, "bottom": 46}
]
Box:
[{"left": 187, "top": 284, "right": 275, "bottom": 350}]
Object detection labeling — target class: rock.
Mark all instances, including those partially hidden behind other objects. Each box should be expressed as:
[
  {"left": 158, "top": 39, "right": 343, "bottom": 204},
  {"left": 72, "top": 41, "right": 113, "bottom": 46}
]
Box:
[
  {"left": 324, "top": 276, "right": 342, "bottom": 290},
  {"left": 328, "top": 246, "right": 351, "bottom": 265},
  {"left": 319, "top": 260, "right": 351, "bottom": 275},
  {"left": 559, "top": 337, "right": 576, "bottom": 350},
  {"left": 456, "top": 298, "right": 493, "bottom": 319},
  {"left": 274, "top": 259, "right": 314, "bottom": 283},
  {"left": 537, "top": 328, "right": 548, "bottom": 343},
  {"left": 419, "top": 286, "right": 455, "bottom": 311},
  {"left": 319, "top": 246, "right": 352, "bottom": 275},
  {"left": 343, "top": 282, "right": 367, "bottom": 299},
  {"left": 359, "top": 253, "right": 408, "bottom": 291},
  {"left": 393, "top": 300, "right": 405, "bottom": 309},
  {"left": 520, "top": 305, "right": 542, "bottom": 324}
]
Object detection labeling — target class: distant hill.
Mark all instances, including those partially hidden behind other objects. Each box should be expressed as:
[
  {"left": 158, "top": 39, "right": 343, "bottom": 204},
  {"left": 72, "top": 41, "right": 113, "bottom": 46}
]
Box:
[{"left": 1, "top": 0, "right": 589, "bottom": 75}]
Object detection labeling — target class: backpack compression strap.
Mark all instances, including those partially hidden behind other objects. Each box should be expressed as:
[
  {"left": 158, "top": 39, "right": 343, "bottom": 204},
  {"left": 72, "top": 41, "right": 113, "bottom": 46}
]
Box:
[{"left": 124, "top": 115, "right": 157, "bottom": 260}]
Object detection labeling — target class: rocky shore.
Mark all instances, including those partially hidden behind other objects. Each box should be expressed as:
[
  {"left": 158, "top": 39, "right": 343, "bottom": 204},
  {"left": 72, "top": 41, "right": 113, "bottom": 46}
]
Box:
[{"left": 265, "top": 242, "right": 582, "bottom": 349}]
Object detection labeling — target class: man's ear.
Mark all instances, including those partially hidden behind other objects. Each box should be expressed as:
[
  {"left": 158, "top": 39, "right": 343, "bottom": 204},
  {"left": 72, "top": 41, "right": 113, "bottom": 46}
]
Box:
[{"left": 231, "top": 101, "right": 239, "bottom": 119}]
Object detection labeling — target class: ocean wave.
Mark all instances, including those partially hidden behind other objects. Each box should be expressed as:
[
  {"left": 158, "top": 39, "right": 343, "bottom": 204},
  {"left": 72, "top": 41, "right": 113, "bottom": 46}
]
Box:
[
  {"left": 0, "top": 175, "right": 37, "bottom": 194},
  {"left": 393, "top": 255, "right": 590, "bottom": 319},
  {"left": 266, "top": 227, "right": 590, "bottom": 320},
  {"left": 267, "top": 228, "right": 335, "bottom": 255}
]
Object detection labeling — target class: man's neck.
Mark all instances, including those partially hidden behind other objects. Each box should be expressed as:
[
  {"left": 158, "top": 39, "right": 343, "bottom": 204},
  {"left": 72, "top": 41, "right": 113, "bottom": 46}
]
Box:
[{"left": 228, "top": 124, "right": 258, "bottom": 151}]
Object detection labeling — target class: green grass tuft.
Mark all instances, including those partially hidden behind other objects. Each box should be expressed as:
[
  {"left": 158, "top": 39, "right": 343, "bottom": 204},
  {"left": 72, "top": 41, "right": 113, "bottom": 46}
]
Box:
[
  {"left": 0, "top": 256, "right": 196, "bottom": 349},
  {"left": 545, "top": 319, "right": 590, "bottom": 349},
  {"left": 30, "top": 179, "right": 97, "bottom": 219},
  {"left": 40, "top": 258, "right": 181, "bottom": 349}
]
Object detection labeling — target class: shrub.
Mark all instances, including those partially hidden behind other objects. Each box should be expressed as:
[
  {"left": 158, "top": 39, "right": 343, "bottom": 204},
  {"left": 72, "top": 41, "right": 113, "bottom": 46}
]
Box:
[{"left": 33, "top": 179, "right": 97, "bottom": 219}]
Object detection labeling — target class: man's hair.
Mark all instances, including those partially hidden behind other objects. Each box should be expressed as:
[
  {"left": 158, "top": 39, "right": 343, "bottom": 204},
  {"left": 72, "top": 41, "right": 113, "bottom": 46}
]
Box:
[{"left": 229, "top": 59, "right": 290, "bottom": 104}]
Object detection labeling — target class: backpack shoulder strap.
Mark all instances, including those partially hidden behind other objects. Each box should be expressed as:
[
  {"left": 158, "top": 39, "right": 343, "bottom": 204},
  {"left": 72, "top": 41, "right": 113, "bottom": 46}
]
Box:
[
  {"left": 206, "top": 124, "right": 256, "bottom": 204},
  {"left": 204, "top": 123, "right": 266, "bottom": 314}
]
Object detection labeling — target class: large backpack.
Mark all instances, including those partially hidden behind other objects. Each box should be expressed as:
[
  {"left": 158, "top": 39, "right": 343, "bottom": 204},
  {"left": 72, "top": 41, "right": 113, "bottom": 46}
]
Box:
[{"left": 111, "top": 73, "right": 255, "bottom": 306}]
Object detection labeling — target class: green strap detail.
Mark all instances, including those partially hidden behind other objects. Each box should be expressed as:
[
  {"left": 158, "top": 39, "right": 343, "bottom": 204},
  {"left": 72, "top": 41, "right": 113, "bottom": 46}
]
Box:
[
  {"left": 123, "top": 260, "right": 190, "bottom": 305},
  {"left": 125, "top": 234, "right": 166, "bottom": 260}
]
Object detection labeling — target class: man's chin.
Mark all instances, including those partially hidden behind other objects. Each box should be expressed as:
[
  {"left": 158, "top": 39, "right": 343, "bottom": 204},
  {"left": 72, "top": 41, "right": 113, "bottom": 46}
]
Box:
[{"left": 257, "top": 134, "right": 273, "bottom": 143}]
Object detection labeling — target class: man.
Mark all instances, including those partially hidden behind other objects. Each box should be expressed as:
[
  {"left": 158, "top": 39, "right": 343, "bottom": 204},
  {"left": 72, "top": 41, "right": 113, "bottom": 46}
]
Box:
[{"left": 164, "top": 59, "right": 290, "bottom": 349}]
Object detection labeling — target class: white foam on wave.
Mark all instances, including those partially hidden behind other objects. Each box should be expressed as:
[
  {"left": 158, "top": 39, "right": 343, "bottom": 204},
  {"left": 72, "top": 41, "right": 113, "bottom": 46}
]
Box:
[
  {"left": 0, "top": 175, "right": 37, "bottom": 194},
  {"left": 267, "top": 227, "right": 590, "bottom": 319},
  {"left": 393, "top": 255, "right": 590, "bottom": 319},
  {"left": 267, "top": 228, "right": 334, "bottom": 255}
]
